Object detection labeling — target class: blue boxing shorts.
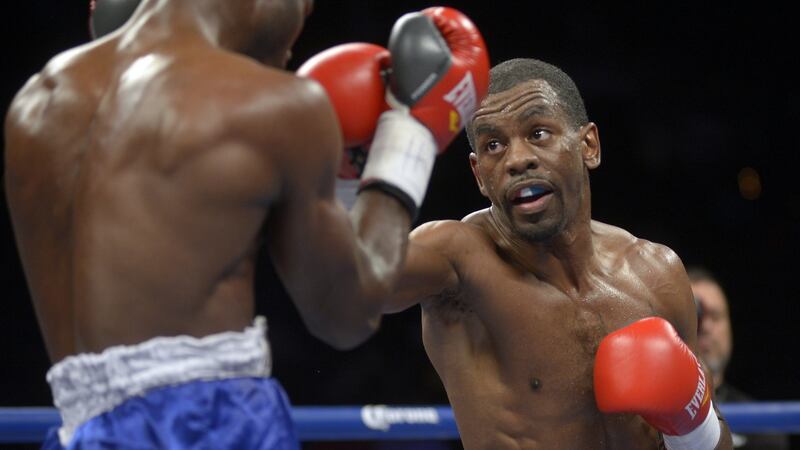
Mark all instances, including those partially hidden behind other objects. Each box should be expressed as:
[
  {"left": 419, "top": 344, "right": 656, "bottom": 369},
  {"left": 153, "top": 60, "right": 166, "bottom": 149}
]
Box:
[{"left": 42, "top": 317, "right": 299, "bottom": 450}]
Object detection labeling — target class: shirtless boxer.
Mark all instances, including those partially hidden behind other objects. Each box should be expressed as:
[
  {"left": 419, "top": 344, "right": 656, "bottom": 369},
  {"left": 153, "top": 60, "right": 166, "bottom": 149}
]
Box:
[
  {"left": 366, "top": 59, "right": 733, "bottom": 449},
  {"left": 3, "top": 0, "right": 488, "bottom": 448}
]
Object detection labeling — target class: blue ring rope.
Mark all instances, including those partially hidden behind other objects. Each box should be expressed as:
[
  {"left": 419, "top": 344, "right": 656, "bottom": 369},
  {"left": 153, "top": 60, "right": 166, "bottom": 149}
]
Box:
[{"left": 0, "top": 403, "right": 797, "bottom": 443}]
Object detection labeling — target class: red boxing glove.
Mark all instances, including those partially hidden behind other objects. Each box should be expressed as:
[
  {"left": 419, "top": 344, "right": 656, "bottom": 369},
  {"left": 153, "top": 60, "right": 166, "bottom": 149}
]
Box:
[
  {"left": 296, "top": 43, "right": 389, "bottom": 187},
  {"left": 358, "top": 6, "right": 489, "bottom": 215},
  {"left": 299, "top": 8, "right": 490, "bottom": 153},
  {"left": 298, "top": 7, "right": 489, "bottom": 216},
  {"left": 296, "top": 43, "right": 390, "bottom": 151},
  {"left": 594, "top": 317, "right": 720, "bottom": 449},
  {"left": 391, "top": 6, "right": 490, "bottom": 151}
]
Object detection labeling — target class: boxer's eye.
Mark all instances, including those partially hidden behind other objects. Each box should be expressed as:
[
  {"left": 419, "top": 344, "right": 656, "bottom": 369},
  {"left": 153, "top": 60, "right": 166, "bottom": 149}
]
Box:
[
  {"left": 529, "top": 129, "right": 551, "bottom": 141},
  {"left": 485, "top": 140, "right": 505, "bottom": 154}
]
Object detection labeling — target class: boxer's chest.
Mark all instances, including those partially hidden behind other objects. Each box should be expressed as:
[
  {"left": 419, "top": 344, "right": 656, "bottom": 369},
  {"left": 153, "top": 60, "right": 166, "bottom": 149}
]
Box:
[{"left": 467, "top": 265, "right": 660, "bottom": 398}]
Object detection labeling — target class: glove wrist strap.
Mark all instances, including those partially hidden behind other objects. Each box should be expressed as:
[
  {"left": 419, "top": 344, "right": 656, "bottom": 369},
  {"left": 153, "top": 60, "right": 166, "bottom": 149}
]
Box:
[
  {"left": 662, "top": 401, "right": 721, "bottom": 450},
  {"left": 359, "top": 109, "right": 436, "bottom": 218}
]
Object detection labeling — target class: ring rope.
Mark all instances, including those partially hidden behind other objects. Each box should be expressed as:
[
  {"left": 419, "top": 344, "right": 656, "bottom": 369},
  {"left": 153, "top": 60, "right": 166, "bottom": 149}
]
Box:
[{"left": 0, "top": 403, "right": 797, "bottom": 443}]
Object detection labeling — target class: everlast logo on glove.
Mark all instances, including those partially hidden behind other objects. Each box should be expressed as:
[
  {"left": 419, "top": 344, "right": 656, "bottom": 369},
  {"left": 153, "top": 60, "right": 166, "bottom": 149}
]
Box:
[
  {"left": 684, "top": 362, "right": 710, "bottom": 420},
  {"left": 443, "top": 72, "right": 477, "bottom": 132},
  {"left": 594, "top": 317, "right": 722, "bottom": 449}
]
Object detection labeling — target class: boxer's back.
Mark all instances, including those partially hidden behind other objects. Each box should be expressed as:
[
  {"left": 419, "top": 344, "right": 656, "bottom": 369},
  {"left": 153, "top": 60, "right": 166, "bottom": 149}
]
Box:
[{"left": 5, "top": 39, "right": 298, "bottom": 362}]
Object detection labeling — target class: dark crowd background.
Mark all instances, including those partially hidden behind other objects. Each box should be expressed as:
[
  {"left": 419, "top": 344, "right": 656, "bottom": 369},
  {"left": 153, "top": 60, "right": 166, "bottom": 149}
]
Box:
[{"left": 1, "top": 1, "right": 797, "bottom": 449}]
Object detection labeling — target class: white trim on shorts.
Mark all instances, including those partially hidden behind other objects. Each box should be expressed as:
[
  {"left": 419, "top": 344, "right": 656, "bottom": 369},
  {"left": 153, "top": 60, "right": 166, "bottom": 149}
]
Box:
[{"left": 46, "top": 316, "right": 272, "bottom": 446}]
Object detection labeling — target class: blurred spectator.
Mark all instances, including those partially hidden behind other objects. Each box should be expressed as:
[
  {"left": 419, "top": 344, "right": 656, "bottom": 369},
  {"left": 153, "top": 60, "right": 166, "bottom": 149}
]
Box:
[{"left": 688, "top": 267, "right": 789, "bottom": 449}]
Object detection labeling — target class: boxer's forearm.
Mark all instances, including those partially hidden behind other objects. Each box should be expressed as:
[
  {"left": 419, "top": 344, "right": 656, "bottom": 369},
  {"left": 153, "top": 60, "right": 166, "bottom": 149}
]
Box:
[
  {"left": 350, "top": 189, "right": 412, "bottom": 298},
  {"left": 272, "top": 190, "right": 410, "bottom": 350}
]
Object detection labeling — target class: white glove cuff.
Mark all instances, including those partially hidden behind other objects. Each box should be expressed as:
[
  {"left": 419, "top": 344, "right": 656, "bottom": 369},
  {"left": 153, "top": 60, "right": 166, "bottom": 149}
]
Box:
[
  {"left": 663, "top": 401, "right": 721, "bottom": 450},
  {"left": 359, "top": 109, "right": 436, "bottom": 215}
]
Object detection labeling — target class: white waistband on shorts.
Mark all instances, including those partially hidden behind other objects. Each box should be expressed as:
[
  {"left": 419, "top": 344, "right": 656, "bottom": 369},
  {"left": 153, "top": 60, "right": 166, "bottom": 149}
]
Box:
[{"left": 46, "top": 316, "right": 271, "bottom": 446}]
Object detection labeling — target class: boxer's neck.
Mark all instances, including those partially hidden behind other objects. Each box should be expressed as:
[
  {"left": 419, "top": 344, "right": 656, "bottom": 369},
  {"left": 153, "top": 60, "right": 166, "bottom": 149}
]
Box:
[
  {"left": 491, "top": 183, "right": 597, "bottom": 296},
  {"left": 118, "top": 0, "right": 278, "bottom": 63}
]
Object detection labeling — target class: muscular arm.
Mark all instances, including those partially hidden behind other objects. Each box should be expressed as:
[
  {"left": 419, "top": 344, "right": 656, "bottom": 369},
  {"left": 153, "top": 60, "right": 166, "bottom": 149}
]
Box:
[
  {"left": 649, "top": 244, "right": 733, "bottom": 450},
  {"left": 380, "top": 220, "right": 462, "bottom": 314},
  {"left": 260, "top": 77, "right": 451, "bottom": 349},
  {"left": 256, "top": 78, "right": 389, "bottom": 349}
]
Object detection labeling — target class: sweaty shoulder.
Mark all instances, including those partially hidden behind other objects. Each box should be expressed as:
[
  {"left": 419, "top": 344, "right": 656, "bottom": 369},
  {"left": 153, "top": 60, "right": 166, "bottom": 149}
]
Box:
[
  {"left": 593, "top": 221, "right": 695, "bottom": 339},
  {"left": 592, "top": 221, "right": 678, "bottom": 270},
  {"left": 228, "top": 60, "right": 342, "bottom": 189},
  {"left": 190, "top": 56, "right": 341, "bottom": 154},
  {"left": 156, "top": 52, "right": 342, "bottom": 203},
  {"left": 410, "top": 208, "right": 497, "bottom": 269},
  {"left": 406, "top": 211, "right": 495, "bottom": 309}
]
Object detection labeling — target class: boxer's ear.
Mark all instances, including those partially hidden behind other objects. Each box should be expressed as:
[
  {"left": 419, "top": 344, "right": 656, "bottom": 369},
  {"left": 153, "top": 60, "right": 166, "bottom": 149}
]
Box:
[
  {"left": 580, "top": 122, "right": 600, "bottom": 169},
  {"left": 469, "top": 152, "right": 488, "bottom": 197}
]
